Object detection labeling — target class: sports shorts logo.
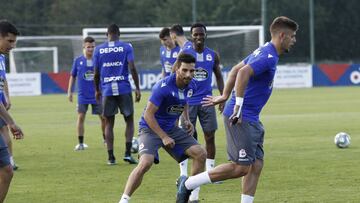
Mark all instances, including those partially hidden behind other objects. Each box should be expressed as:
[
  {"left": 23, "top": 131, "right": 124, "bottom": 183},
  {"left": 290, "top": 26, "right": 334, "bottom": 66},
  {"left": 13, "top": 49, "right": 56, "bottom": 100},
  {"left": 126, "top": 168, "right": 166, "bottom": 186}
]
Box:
[
  {"left": 194, "top": 67, "right": 209, "bottom": 81},
  {"left": 239, "top": 149, "right": 247, "bottom": 158}
]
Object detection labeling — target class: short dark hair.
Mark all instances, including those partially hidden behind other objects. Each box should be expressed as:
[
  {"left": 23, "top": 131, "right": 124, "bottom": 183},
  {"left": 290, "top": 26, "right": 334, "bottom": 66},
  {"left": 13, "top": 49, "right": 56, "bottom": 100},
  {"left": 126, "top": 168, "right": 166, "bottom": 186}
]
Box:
[
  {"left": 107, "top": 23, "right": 120, "bottom": 35},
  {"left": 83, "top": 36, "right": 95, "bottom": 43},
  {"left": 177, "top": 52, "right": 196, "bottom": 64},
  {"left": 190, "top": 23, "right": 207, "bottom": 34},
  {"left": 270, "top": 16, "right": 298, "bottom": 35},
  {"left": 159, "top": 27, "right": 170, "bottom": 39},
  {"left": 172, "top": 52, "right": 196, "bottom": 72},
  {"left": 0, "top": 20, "right": 20, "bottom": 37},
  {"left": 170, "top": 24, "right": 184, "bottom": 36}
]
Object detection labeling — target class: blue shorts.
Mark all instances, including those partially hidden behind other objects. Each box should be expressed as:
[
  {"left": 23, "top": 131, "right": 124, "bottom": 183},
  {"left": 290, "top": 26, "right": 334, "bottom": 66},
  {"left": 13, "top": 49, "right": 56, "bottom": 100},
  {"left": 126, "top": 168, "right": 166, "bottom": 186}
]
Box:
[
  {"left": 102, "top": 94, "right": 133, "bottom": 117},
  {"left": 138, "top": 126, "right": 199, "bottom": 163},
  {"left": 223, "top": 116, "right": 264, "bottom": 165},
  {"left": 0, "top": 136, "right": 10, "bottom": 167},
  {"left": 77, "top": 103, "right": 102, "bottom": 115}
]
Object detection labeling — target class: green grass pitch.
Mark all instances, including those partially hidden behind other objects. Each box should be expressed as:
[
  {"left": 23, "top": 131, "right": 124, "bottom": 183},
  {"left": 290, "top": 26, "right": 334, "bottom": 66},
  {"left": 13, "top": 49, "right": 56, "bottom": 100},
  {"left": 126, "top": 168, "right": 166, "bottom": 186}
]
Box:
[{"left": 6, "top": 87, "right": 360, "bottom": 203}]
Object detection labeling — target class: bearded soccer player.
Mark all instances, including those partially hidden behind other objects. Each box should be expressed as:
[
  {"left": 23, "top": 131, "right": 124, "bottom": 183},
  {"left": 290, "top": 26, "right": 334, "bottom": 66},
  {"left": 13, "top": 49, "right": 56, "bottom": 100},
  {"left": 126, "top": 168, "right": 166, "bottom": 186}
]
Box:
[
  {"left": 176, "top": 16, "right": 298, "bottom": 203},
  {"left": 0, "top": 20, "right": 24, "bottom": 203}
]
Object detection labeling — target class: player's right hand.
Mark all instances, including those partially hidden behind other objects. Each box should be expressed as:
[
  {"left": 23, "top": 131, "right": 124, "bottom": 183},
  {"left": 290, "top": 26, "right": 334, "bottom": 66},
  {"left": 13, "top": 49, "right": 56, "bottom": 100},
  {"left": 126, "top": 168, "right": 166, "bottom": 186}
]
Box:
[
  {"left": 9, "top": 124, "right": 24, "bottom": 140},
  {"left": 162, "top": 136, "right": 175, "bottom": 149},
  {"left": 201, "top": 95, "right": 226, "bottom": 107},
  {"left": 229, "top": 105, "right": 242, "bottom": 125}
]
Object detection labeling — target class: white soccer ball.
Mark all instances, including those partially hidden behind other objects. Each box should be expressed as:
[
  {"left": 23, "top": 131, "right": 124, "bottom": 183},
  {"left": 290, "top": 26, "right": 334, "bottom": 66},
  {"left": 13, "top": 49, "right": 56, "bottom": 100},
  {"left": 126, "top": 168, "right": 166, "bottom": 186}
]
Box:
[
  {"left": 131, "top": 137, "right": 139, "bottom": 153},
  {"left": 334, "top": 132, "right": 351, "bottom": 148}
]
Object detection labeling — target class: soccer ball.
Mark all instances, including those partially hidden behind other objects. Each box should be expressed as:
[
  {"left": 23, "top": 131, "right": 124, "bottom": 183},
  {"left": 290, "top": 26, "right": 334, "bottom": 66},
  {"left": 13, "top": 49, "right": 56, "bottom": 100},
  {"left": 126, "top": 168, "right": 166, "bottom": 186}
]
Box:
[
  {"left": 334, "top": 132, "right": 351, "bottom": 148},
  {"left": 131, "top": 137, "right": 139, "bottom": 153}
]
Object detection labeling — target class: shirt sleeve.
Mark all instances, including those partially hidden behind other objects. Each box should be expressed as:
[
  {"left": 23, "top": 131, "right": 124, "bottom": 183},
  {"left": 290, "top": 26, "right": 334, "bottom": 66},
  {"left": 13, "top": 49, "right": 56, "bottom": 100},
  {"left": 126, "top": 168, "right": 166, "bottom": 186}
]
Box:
[
  {"left": 247, "top": 54, "right": 271, "bottom": 76},
  {"left": 149, "top": 82, "right": 164, "bottom": 107}
]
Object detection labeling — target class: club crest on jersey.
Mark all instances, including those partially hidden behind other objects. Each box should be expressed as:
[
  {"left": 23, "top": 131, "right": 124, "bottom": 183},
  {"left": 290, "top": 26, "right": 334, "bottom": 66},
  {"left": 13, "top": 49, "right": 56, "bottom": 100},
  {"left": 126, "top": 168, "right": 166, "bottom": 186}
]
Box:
[
  {"left": 194, "top": 67, "right": 209, "bottom": 81},
  {"left": 187, "top": 89, "right": 193, "bottom": 98},
  {"left": 206, "top": 54, "right": 212, "bottom": 61},
  {"left": 83, "top": 70, "right": 94, "bottom": 81},
  {"left": 167, "top": 105, "right": 185, "bottom": 115},
  {"left": 172, "top": 52, "right": 178, "bottom": 58},
  {"left": 80, "top": 61, "right": 83, "bottom": 65}
]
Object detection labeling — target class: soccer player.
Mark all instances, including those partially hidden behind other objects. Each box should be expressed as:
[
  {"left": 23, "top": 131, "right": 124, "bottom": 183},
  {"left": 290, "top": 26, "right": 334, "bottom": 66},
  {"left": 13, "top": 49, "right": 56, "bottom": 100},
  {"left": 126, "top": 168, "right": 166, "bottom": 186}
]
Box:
[
  {"left": 118, "top": 52, "right": 206, "bottom": 203},
  {"left": 181, "top": 23, "right": 225, "bottom": 203},
  {"left": 170, "top": 24, "right": 192, "bottom": 51},
  {"left": 0, "top": 20, "right": 24, "bottom": 203},
  {"left": 94, "top": 24, "right": 141, "bottom": 165},
  {"left": 67, "top": 36, "right": 106, "bottom": 151},
  {"left": 176, "top": 16, "right": 298, "bottom": 203},
  {"left": 159, "top": 27, "right": 180, "bottom": 78}
]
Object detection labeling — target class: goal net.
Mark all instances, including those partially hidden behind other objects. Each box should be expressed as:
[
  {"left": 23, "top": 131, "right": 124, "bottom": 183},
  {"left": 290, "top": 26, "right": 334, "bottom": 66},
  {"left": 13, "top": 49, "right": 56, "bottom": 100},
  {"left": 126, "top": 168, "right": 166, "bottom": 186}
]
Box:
[{"left": 83, "top": 26, "right": 264, "bottom": 70}]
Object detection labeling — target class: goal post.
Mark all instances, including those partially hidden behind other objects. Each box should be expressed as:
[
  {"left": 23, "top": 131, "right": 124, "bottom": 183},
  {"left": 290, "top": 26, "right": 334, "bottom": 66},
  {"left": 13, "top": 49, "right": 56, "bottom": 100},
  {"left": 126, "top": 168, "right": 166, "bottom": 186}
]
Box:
[{"left": 9, "top": 47, "right": 59, "bottom": 73}]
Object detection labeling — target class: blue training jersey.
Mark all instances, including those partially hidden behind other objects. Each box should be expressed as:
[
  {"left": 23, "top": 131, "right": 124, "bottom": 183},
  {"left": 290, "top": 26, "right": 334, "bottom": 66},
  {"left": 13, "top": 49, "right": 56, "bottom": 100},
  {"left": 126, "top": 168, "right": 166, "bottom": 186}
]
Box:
[
  {"left": 0, "top": 54, "right": 7, "bottom": 104},
  {"left": 71, "top": 55, "right": 97, "bottom": 104},
  {"left": 160, "top": 45, "right": 180, "bottom": 77},
  {"left": 93, "top": 40, "right": 134, "bottom": 96},
  {"left": 139, "top": 73, "right": 196, "bottom": 133},
  {"left": 223, "top": 42, "right": 279, "bottom": 122},
  {"left": 185, "top": 46, "right": 216, "bottom": 105}
]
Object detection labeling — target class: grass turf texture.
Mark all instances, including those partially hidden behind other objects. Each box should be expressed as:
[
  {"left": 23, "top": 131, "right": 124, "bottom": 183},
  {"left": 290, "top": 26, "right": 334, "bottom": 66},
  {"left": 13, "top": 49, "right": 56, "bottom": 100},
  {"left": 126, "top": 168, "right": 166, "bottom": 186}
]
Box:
[{"left": 6, "top": 87, "right": 360, "bottom": 203}]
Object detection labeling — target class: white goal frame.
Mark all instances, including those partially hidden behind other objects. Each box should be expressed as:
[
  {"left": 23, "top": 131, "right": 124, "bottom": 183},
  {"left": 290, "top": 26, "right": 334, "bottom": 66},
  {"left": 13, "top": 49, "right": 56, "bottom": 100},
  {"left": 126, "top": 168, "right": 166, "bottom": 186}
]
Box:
[
  {"left": 83, "top": 26, "right": 264, "bottom": 46},
  {"left": 9, "top": 47, "right": 59, "bottom": 73}
]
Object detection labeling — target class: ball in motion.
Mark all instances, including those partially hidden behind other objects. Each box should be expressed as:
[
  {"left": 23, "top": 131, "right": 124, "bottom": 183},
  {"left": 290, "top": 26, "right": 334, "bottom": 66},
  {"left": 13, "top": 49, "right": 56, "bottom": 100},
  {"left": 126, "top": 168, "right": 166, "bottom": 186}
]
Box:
[
  {"left": 131, "top": 137, "right": 139, "bottom": 153},
  {"left": 334, "top": 132, "right": 351, "bottom": 148}
]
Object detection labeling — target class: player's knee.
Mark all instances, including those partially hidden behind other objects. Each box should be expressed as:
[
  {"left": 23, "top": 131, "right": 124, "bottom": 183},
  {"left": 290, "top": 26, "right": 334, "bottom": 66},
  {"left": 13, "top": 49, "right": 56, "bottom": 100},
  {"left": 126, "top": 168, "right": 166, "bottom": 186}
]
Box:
[
  {"left": 233, "top": 164, "right": 250, "bottom": 178},
  {"left": 194, "top": 147, "right": 207, "bottom": 162},
  {"left": 204, "top": 131, "right": 215, "bottom": 143},
  {"left": 252, "top": 159, "right": 264, "bottom": 175}
]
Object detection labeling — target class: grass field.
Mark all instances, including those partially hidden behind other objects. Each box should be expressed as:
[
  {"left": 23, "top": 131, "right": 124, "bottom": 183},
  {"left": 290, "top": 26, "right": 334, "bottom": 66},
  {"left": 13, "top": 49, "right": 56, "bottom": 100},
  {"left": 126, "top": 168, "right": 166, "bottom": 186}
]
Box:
[{"left": 5, "top": 86, "right": 360, "bottom": 203}]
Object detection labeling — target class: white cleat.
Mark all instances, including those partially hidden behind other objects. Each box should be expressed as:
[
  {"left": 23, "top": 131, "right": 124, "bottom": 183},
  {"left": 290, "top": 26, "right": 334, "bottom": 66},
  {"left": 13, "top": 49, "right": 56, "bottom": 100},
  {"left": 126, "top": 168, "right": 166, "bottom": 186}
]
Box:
[{"left": 74, "top": 143, "right": 88, "bottom": 151}]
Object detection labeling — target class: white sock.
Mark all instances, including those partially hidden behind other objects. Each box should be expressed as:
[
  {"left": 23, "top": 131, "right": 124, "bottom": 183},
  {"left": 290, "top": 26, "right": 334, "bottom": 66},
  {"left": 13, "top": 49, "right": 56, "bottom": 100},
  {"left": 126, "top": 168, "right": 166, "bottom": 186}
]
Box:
[
  {"left": 241, "top": 194, "right": 254, "bottom": 203},
  {"left": 179, "top": 159, "right": 188, "bottom": 176},
  {"left": 206, "top": 159, "right": 215, "bottom": 171},
  {"left": 189, "top": 187, "right": 200, "bottom": 201},
  {"left": 9, "top": 156, "right": 14, "bottom": 166},
  {"left": 185, "top": 171, "right": 211, "bottom": 190},
  {"left": 119, "top": 194, "right": 131, "bottom": 203}
]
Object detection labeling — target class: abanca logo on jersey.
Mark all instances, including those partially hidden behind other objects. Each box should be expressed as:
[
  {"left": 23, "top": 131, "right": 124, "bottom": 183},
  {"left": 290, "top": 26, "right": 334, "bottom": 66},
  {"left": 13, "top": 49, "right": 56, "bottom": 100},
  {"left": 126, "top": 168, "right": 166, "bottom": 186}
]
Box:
[
  {"left": 99, "top": 46, "right": 124, "bottom": 54},
  {"left": 194, "top": 67, "right": 209, "bottom": 81},
  {"left": 103, "top": 61, "right": 123, "bottom": 67},
  {"left": 167, "top": 105, "right": 185, "bottom": 115}
]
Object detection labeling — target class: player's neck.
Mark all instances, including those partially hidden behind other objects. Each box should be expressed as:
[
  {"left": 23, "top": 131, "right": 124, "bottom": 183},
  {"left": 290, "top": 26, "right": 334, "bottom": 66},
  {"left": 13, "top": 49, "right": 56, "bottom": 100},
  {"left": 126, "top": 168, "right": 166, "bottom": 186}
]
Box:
[
  {"left": 270, "top": 39, "right": 283, "bottom": 55},
  {"left": 177, "top": 37, "right": 188, "bottom": 48},
  {"left": 166, "top": 43, "right": 176, "bottom": 50},
  {"left": 193, "top": 44, "right": 204, "bottom": 53},
  {"left": 108, "top": 36, "right": 119, "bottom": 42}
]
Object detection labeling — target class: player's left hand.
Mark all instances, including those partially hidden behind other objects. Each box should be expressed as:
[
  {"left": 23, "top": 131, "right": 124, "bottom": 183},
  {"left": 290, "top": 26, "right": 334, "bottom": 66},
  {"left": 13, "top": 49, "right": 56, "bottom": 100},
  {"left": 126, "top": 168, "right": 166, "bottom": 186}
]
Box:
[
  {"left": 229, "top": 105, "right": 242, "bottom": 125},
  {"left": 184, "top": 120, "right": 195, "bottom": 136},
  {"left": 201, "top": 95, "right": 226, "bottom": 107},
  {"left": 135, "top": 89, "right": 141, "bottom": 102},
  {"left": 95, "top": 91, "right": 102, "bottom": 103}
]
